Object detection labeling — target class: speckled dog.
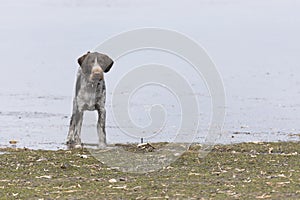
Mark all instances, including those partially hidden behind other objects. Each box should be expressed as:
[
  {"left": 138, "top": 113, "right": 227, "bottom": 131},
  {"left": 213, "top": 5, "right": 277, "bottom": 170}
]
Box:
[{"left": 67, "top": 52, "right": 114, "bottom": 148}]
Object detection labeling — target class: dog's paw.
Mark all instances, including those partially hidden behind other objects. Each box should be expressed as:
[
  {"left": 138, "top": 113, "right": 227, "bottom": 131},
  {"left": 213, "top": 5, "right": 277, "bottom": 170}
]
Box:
[
  {"left": 74, "top": 144, "right": 83, "bottom": 149},
  {"left": 97, "top": 143, "right": 107, "bottom": 149},
  {"left": 66, "top": 140, "right": 82, "bottom": 149}
]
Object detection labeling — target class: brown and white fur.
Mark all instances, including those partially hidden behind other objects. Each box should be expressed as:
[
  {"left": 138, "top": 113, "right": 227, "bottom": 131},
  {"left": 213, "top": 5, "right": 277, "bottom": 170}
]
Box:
[{"left": 67, "top": 51, "right": 114, "bottom": 148}]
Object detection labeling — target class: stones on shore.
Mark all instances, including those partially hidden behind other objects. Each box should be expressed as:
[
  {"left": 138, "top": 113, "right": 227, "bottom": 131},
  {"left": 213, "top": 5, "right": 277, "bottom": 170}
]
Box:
[
  {"left": 77, "top": 154, "right": 88, "bottom": 159},
  {"left": 137, "top": 142, "right": 155, "bottom": 152},
  {"left": 119, "top": 177, "right": 127, "bottom": 181},
  {"left": 108, "top": 178, "right": 117, "bottom": 183},
  {"left": 9, "top": 140, "right": 18, "bottom": 144},
  {"left": 108, "top": 177, "right": 127, "bottom": 183}
]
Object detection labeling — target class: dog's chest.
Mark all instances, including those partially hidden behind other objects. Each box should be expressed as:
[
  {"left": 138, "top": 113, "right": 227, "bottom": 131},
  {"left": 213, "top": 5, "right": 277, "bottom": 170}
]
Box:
[{"left": 76, "top": 81, "right": 104, "bottom": 111}]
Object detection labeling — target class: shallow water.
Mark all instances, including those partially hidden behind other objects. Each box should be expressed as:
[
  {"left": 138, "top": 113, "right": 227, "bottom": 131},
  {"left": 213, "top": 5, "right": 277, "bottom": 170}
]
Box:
[{"left": 0, "top": 0, "right": 299, "bottom": 149}]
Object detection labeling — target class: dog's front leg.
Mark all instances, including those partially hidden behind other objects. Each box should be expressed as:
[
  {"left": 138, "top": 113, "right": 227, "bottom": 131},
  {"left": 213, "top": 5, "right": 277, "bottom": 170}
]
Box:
[
  {"left": 67, "top": 107, "right": 83, "bottom": 148},
  {"left": 96, "top": 82, "right": 107, "bottom": 148},
  {"left": 97, "top": 106, "right": 106, "bottom": 148}
]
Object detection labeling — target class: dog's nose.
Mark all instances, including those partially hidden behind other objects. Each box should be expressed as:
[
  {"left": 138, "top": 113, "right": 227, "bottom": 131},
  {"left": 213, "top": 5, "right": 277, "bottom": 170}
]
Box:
[
  {"left": 91, "top": 66, "right": 103, "bottom": 74},
  {"left": 90, "top": 66, "right": 104, "bottom": 81}
]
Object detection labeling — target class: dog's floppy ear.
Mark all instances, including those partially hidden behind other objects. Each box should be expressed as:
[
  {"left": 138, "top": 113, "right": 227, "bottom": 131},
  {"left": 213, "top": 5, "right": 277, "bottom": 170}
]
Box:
[
  {"left": 77, "top": 51, "right": 90, "bottom": 66},
  {"left": 98, "top": 53, "right": 114, "bottom": 73}
]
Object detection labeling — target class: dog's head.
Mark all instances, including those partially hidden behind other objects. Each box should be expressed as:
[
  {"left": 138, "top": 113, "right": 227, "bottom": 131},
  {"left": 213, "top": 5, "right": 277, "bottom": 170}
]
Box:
[{"left": 77, "top": 51, "right": 114, "bottom": 82}]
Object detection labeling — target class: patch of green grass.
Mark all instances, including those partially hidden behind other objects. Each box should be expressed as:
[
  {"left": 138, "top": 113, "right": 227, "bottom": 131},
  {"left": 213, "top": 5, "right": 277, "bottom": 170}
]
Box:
[{"left": 0, "top": 142, "right": 299, "bottom": 199}]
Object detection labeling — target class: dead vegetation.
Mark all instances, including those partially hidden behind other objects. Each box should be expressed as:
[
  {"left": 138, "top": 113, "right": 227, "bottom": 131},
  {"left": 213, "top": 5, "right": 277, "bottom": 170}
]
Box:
[{"left": 0, "top": 142, "right": 299, "bottom": 199}]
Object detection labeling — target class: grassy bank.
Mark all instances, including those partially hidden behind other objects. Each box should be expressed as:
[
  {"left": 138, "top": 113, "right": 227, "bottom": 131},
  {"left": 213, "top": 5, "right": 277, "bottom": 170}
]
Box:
[{"left": 0, "top": 142, "right": 299, "bottom": 199}]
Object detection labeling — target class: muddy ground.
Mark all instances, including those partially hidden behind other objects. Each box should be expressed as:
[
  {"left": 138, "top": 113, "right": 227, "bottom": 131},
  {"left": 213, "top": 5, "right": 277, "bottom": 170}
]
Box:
[{"left": 0, "top": 142, "right": 299, "bottom": 199}]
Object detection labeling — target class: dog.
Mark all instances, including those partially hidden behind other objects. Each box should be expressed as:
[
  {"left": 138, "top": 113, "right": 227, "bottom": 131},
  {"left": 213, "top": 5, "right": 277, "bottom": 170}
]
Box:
[{"left": 67, "top": 51, "right": 114, "bottom": 148}]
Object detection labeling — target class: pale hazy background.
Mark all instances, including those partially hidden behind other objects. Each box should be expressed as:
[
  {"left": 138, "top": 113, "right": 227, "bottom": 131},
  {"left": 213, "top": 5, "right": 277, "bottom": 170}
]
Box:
[{"left": 0, "top": 0, "right": 299, "bottom": 149}]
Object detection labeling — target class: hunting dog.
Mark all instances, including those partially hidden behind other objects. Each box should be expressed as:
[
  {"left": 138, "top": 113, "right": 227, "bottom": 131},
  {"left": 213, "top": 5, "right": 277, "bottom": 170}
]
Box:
[{"left": 67, "top": 51, "right": 114, "bottom": 148}]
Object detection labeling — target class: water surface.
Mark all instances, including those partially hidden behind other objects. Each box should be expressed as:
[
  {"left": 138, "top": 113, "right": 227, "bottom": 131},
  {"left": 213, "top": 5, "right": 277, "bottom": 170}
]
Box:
[{"left": 0, "top": 0, "right": 299, "bottom": 149}]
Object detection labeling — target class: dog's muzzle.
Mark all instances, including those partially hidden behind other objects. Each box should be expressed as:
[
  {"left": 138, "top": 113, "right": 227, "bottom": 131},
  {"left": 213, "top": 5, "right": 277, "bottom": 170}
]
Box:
[{"left": 90, "top": 66, "right": 104, "bottom": 82}]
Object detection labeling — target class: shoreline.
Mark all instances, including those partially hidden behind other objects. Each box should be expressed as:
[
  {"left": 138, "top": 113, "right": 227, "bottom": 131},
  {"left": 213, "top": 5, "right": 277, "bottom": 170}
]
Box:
[{"left": 1, "top": 133, "right": 300, "bottom": 151}]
